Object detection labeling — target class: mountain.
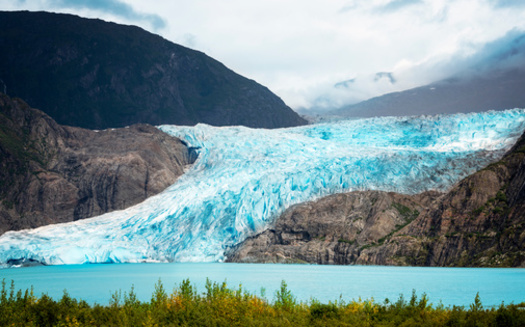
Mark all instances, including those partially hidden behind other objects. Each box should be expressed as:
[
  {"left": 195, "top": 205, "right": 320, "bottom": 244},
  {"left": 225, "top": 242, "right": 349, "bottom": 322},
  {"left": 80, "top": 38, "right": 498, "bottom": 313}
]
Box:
[
  {"left": 227, "top": 129, "right": 525, "bottom": 267},
  {"left": 0, "top": 93, "right": 194, "bottom": 235},
  {"left": 330, "top": 69, "right": 525, "bottom": 117},
  {"left": 0, "top": 11, "right": 306, "bottom": 129}
]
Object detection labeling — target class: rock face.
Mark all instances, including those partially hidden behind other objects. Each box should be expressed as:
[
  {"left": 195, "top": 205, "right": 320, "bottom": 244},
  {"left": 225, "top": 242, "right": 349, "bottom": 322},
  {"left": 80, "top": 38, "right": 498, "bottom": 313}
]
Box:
[
  {"left": 227, "top": 132, "right": 525, "bottom": 267},
  {"left": 0, "top": 11, "right": 306, "bottom": 129},
  {"left": 226, "top": 191, "right": 434, "bottom": 264},
  {"left": 0, "top": 93, "right": 193, "bottom": 235}
]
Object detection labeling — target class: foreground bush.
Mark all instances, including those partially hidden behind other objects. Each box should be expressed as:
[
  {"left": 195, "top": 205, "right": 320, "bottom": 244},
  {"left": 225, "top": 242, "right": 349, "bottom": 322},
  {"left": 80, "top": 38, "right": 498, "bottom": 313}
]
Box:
[{"left": 1, "top": 278, "right": 524, "bottom": 326}]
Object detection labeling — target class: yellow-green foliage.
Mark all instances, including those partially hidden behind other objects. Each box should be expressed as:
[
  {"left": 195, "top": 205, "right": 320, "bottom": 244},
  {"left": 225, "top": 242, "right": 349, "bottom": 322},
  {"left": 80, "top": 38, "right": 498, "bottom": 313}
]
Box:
[{"left": 1, "top": 278, "right": 524, "bottom": 326}]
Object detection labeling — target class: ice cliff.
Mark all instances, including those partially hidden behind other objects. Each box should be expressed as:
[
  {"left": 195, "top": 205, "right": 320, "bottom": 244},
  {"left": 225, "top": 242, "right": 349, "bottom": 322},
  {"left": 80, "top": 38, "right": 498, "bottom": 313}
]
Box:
[{"left": 1, "top": 110, "right": 525, "bottom": 265}]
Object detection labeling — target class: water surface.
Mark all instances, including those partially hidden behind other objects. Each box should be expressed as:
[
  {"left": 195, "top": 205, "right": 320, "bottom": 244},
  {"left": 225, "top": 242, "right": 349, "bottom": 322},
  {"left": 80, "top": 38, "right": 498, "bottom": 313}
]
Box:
[{"left": 2, "top": 263, "right": 523, "bottom": 307}]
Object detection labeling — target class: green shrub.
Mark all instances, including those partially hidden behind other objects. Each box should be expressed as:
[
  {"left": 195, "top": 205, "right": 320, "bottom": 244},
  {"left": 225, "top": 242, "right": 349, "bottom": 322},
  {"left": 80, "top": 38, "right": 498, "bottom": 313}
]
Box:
[
  {"left": 274, "top": 280, "right": 296, "bottom": 311},
  {"left": 496, "top": 191, "right": 508, "bottom": 203},
  {"left": 1, "top": 278, "right": 525, "bottom": 326},
  {"left": 310, "top": 301, "right": 339, "bottom": 319}
]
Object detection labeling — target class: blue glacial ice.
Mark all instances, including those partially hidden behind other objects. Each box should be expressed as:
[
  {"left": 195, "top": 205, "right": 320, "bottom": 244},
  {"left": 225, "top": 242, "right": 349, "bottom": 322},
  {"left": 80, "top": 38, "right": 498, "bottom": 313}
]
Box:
[{"left": 1, "top": 109, "right": 525, "bottom": 265}]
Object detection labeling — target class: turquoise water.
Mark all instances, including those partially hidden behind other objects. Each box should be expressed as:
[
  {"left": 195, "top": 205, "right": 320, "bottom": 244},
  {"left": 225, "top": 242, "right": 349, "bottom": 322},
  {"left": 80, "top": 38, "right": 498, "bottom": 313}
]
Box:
[{"left": 1, "top": 263, "right": 524, "bottom": 307}]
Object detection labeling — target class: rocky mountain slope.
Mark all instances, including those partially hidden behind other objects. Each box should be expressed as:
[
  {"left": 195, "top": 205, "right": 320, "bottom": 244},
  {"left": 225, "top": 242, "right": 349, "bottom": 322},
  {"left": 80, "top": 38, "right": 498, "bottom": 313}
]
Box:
[
  {"left": 227, "top": 131, "right": 525, "bottom": 267},
  {"left": 0, "top": 11, "right": 306, "bottom": 129},
  {"left": 0, "top": 93, "right": 194, "bottom": 235},
  {"left": 330, "top": 69, "right": 525, "bottom": 118}
]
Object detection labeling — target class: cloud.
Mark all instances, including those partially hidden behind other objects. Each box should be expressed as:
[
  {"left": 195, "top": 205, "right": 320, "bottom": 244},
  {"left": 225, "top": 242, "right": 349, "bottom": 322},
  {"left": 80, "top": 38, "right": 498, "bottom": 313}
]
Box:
[
  {"left": 301, "top": 28, "right": 525, "bottom": 114},
  {"left": 15, "top": 0, "right": 167, "bottom": 30},
  {"left": 460, "top": 29, "right": 525, "bottom": 74},
  {"left": 489, "top": 0, "right": 525, "bottom": 9},
  {"left": 340, "top": 0, "right": 424, "bottom": 14},
  {"left": 181, "top": 33, "right": 198, "bottom": 49},
  {"left": 406, "top": 28, "right": 525, "bottom": 82},
  {"left": 55, "top": 0, "right": 165, "bottom": 29},
  {"left": 374, "top": 72, "right": 396, "bottom": 84},
  {"left": 375, "top": 0, "right": 423, "bottom": 13},
  {"left": 3, "top": 0, "right": 525, "bottom": 112},
  {"left": 334, "top": 79, "right": 356, "bottom": 89}
]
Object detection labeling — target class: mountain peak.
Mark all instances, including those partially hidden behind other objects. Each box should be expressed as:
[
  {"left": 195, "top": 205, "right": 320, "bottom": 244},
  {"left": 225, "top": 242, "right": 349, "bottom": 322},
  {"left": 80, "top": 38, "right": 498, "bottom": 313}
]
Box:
[{"left": 0, "top": 11, "right": 306, "bottom": 129}]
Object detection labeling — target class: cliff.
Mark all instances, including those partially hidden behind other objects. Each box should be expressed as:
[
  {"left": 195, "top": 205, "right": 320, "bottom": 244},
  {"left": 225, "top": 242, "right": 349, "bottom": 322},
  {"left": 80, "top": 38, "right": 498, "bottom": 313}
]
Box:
[
  {"left": 227, "top": 132, "right": 525, "bottom": 267},
  {"left": 0, "top": 93, "right": 194, "bottom": 235},
  {"left": 0, "top": 11, "right": 306, "bottom": 129}
]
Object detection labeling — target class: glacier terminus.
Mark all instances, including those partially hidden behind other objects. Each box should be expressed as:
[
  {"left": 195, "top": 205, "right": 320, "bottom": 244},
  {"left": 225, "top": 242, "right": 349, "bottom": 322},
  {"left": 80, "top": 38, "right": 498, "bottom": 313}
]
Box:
[{"left": 1, "top": 110, "right": 525, "bottom": 266}]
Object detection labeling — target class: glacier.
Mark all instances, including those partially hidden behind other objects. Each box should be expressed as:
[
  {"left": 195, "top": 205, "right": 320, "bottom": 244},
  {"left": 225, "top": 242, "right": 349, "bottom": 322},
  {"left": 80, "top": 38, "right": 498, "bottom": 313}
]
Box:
[{"left": 1, "top": 109, "right": 525, "bottom": 265}]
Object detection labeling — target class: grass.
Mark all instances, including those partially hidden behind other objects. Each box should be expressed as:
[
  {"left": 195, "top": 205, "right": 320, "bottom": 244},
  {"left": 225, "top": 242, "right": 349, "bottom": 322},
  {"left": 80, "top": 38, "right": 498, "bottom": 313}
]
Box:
[
  {"left": 367, "top": 203, "right": 421, "bottom": 247},
  {"left": 1, "top": 278, "right": 525, "bottom": 326},
  {"left": 392, "top": 202, "right": 419, "bottom": 221}
]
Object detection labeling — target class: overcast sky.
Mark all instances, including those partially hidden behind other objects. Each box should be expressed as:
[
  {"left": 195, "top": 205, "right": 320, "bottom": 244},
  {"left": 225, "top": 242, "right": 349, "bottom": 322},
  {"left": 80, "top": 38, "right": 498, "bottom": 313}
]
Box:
[{"left": 2, "top": 0, "right": 525, "bottom": 112}]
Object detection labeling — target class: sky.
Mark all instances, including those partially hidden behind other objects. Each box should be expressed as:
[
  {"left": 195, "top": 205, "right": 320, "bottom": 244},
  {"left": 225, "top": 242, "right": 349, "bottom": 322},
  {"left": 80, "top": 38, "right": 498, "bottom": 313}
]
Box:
[{"left": 2, "top": 0, "right": 525, "bottom": 112}]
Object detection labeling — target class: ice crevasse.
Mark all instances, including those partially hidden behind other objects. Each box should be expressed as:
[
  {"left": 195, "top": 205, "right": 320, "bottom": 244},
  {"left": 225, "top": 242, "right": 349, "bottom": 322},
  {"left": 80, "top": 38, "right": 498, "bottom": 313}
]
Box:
[{"left": 1, "top": 109, "right": 525, "bottom": 265}]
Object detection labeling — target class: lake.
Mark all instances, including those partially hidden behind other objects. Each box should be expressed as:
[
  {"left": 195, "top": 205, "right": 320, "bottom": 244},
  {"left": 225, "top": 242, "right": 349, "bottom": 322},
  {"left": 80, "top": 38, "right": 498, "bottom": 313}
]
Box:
[{"left": 2, "top": 263, "right": 524, "bottom": 307}]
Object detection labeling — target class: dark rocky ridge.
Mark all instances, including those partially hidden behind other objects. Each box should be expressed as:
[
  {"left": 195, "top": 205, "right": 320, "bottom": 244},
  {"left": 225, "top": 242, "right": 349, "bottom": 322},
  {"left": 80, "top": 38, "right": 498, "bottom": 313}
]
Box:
[
  {"left": 0, "top": 11, "right": 306, "bottom": 129},
  {"left": 330, "top": 69, "right": 525, "bottom": 118},
  {"left": 0, "top": 93, "right": 193, "bottom": 235},
  {"left": 227, "top": 132, "right": 525, "bottom": 267}
]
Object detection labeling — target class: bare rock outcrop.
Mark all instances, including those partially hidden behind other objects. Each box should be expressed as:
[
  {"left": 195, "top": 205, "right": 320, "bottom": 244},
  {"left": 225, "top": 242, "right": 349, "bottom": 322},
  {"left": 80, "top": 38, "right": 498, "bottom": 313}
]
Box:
[
  {"left": 226, "top": 191, "right": 435, "bottom": 264},
  {"left": 0, "top": 94, "right": 194, "bottom": 234},
  {"left": 227, "top": 132, "right": 525, "bottom": 267}
]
